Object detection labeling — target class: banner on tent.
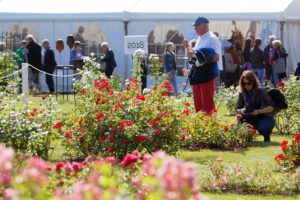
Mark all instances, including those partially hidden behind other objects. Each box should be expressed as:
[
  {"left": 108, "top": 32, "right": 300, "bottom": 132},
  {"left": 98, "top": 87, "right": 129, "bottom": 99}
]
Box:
[{"left": 124, "top": 35, "right": 148, "bottom": 55}]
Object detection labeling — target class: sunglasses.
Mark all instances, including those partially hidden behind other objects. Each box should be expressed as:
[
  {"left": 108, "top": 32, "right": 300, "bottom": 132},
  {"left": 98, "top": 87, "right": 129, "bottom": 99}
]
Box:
[{"left": 243, "top": 82, "right": 252, "bottom": 86}]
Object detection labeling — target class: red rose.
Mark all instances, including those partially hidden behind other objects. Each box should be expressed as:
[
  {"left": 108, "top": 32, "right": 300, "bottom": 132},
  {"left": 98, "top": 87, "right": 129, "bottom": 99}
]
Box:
[
  {"left": 150, "top": 119, "right": 159, "bottom": 127},
  {"left": 275, "top": 153, "right": 285, "bottom": 160},
  {"left": 119, "top": 120, "right": 133, "bottom": 132},
  {"left": 236, "top": 114, "right": 242, "bottom": 120},
  {"left": 55, "top": 162, "right": 64, "bottom": 171},
  {"left": 181, "top": 134, "right": 186, "bottom": 141},
  {"left": 108, "top": 147, "right": 114, "bottom": 152},
  {"left": 207, "top": 108, "right": 217, "bottom": 115},
  {"left": 42, "top": 96, "right": 47, "bottom": 100},
  {"left": 183, "top": 110, "right": 190, "bottom": 115},
  {"left": 139, "top": 135, "right": 146, "bottom": 142},
  {"left": 294, "top": 134, "right": 300, "bottom": 141},
  {"left": 31, "top": 108, "right": 38, "bottom": 116},
  {"left": 109, "top": 137, "right": 116, "bottom": 143},
  {"left": 81, "top": 88, "right": 86, "bottom": 94},
  {"left": 95, "top": 112, "right": 104, "bottom": 120},
  {"left": 78, "top": 118, "right": 84, "bottom": 125},
  {"left": 280, "top": 140, "right": 289, "bottom": 150},
  {"left": 53, "top": 122, "right": 62, "bottom": 129},
  {"left": 164, "top": 81, "right": 171, "bottom": 86},
  {"left": 185, "top": 102, "right": 191, "bottom": 107},
  {"left": 121, "top": 153, "right": 139, "bottom": 167},
  {"left": 79, "top": 137, "right": 84, "bottom": 143},
  {"left": 153, "top": 86, "right": 158, "bottom": 90},
  {"left": 224, "top": 125, "right": 229, "bottom": 132},
  {"left": 65, "top": 132, "right": 72, "bottom": 137},
  {"left": 136, "top": 95, "right": 146, "bottom": 101},
  {"left": 292, "top": 160, "right": 299, "bottom": 165},
  {"left": 249, "top": 129, "right": 257, "bottom": 134},
  {"left": 72, "top": 162, "right": 83, "bottom": 171},
  {"left": 153, "top": 129, "right": 161, "bottom": 136},
  {"left": 122, "top": 139, "right": 127, "bottom": 145},
  {"left": 167, "top": 86, "right": 174, "bottom": 93},
  {"left": 128, "top": 78, "right": 138, "bottom": 83},
  {"left": 277, "top": 82, "right": 285, "bottom": 87}
]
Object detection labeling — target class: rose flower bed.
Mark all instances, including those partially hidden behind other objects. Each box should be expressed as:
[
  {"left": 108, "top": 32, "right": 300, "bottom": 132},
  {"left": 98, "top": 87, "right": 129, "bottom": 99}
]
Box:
[
  {"left": 55, "top": 58, "right": 256, "bottom": 160},
  {"left": 0, "top": 144, "right": 202, "bottom": 200}
]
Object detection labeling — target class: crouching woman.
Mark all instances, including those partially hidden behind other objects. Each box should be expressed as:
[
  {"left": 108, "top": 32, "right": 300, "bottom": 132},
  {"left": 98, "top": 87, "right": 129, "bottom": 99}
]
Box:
[{"left": 237, "top": 70, "right": 275, "bottom": 142}]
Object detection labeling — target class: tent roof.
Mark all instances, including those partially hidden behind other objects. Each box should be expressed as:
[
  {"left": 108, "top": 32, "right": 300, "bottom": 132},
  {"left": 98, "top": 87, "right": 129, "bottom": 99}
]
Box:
[
  {"left": 0, "top": 0, "right": 296, "bottom": 21},
  {"left": 284, "top": 0, "right": 300, "bottom": 21}
]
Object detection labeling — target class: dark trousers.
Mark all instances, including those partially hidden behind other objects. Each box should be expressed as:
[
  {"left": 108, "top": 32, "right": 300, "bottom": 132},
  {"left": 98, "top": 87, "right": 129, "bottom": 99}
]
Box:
[
  {"left": 141, "top": 74, "right": 147, "bottom": 92},
  {"left": 242, "top": 115, "right": 275, "bottom": 141},
  {"left": 265, "top": 65, "right": 273, "bottom": 81},
  {"left": 105, "top": 67, "right": 114, "bottom": 79},
  {"left": 45, "top": 74, "right": 55, "bottom": 93}
]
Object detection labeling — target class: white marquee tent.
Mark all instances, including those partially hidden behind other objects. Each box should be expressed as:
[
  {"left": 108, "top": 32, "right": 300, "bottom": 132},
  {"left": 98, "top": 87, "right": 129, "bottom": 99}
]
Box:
[{"left": 0, "top": 0, "right": 299, "bottom": 83}]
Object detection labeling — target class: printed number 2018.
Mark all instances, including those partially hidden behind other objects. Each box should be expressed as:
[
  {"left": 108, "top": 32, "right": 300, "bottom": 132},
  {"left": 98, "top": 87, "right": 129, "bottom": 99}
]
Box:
[{"left": 127, "top": 41, "right": 144, "bottom": 49}]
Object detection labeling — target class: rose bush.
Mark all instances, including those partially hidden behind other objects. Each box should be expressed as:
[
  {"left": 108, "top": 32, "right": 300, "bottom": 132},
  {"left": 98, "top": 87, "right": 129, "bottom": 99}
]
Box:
[
  {"left": 0, "top": 143, "right": 202, "bottom": 200},
  {"left": 275, "top": 133, "right": 300, "bottom": 169},
  {"left": 275, "top": 77, "right": 300, "bottom": 134},
  {"left": 0, "top": 52, "right": 19, "bottom": 85},
  {"left": 0, "top": 90, "right": 59, "bottom": 159},
  {"left": 215, "top": 85, "right": 238, "bottom": 116},
  {"left": 59, "top": 58, "right": 190, "bottom": 159},
  {"left": 181, "top": 113, "right": 256, "bottom": 150}
]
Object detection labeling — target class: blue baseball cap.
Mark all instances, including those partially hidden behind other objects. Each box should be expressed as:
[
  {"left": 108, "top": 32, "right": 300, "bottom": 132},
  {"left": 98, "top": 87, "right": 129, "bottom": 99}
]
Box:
[{"left": 192, "top": 17, "right": 209, "bottom": 26}]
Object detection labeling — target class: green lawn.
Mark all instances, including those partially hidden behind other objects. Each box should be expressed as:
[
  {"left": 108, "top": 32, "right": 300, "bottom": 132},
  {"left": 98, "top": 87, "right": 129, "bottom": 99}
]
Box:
[
  {"left": 202, "top": 192, "right": 300, "bottom": 200},
  {"left": 179, "top": 135, "right": 285, "bottom": 167},
  {"left": 29, "top": 95, "right": 300, "bottom": 200}
]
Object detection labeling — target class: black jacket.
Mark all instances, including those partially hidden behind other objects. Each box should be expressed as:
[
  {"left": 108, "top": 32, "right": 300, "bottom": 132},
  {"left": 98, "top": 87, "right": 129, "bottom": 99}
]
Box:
[
  {"left": 27, "top": 41, "right": 42, "bottom": 70},
  {"left": 44, "top": 48, "right": 57, "bottom": 73},
  {"left": 101, "top": 49, "right": 117, "bottom": 69},
  {"left": 189, "top": 48, "right": 218, "bottom": 85}
]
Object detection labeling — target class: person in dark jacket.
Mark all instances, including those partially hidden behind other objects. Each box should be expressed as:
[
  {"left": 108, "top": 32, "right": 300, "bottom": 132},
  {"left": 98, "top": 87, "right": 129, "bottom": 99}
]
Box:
[
  {"left": 242, "top": 38, "right": 252, "bottom": 70},
  {"left": 100, "top": 42, "right": 117, "bottom": 78},
  {"left": 295, "top": 62, "right": 300, "bottom": 80},
  {"left": 26, "top": 34, "right": 41, "bottom": 86},
  {"left": 163, "top": 42, "right": 178, "bottom": 96},
  {"left": 237, "top": 70, "right": 275, "bottom": 142},
  {"left": 250, "top": 38, "right": 265, "bottom": 86},
  {"left": 263, "top": 35, "right": 276, "bottom": 81},
  {"left": 42, "top": 39, "right": 57, "bottom": 93}
]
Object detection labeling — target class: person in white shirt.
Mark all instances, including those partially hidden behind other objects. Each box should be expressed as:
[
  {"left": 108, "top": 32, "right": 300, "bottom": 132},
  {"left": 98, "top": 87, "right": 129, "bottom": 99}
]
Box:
[{"left": 185, "top": 17, "right": 221, "bottom": 114}]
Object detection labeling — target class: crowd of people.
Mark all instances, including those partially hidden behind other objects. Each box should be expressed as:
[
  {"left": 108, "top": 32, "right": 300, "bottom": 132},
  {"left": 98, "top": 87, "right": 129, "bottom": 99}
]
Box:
[
  {"left": 182, "top": 26, "right": 289, "bottom": 90},
  {"left": 13, "top": 34, "right": 116, "bottom": 92}
]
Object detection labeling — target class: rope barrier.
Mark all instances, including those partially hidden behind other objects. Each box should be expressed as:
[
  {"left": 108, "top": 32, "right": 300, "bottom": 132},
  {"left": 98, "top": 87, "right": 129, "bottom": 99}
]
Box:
[
  {"left": 27, "top": 64, "right": 81, "bottom": 77},
  {"left": 0, "top": 65, "right": 28, "bottom": 79},
  {"left": 0, "top": 64, "right": 81, "bottom": 80}
]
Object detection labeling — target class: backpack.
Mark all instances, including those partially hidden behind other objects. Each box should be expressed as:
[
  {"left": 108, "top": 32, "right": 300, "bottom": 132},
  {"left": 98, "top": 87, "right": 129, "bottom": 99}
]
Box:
[{"left": 267, "top": 89, "right": 288, "bottom": 109}]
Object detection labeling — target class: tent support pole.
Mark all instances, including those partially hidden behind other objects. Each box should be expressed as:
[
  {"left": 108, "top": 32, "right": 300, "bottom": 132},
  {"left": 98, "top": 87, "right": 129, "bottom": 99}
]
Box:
[
  {"left": 124, "top": 20, "right": 130, "bottom": 82},
  {"left": 280, "top": 21, "right": 285, "bottom": 43}
]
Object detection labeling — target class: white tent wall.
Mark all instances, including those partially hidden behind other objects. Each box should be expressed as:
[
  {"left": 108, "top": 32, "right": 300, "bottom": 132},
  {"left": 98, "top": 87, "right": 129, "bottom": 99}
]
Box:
[{"left": 284, "top": 22, "right": 300, "bottom": 75}]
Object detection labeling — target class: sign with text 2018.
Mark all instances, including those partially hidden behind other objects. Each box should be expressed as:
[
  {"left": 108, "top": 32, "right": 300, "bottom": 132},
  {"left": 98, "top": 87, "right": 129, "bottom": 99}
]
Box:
[{"left": 124, "top": 35, "right": 148, "bottom": 55}]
